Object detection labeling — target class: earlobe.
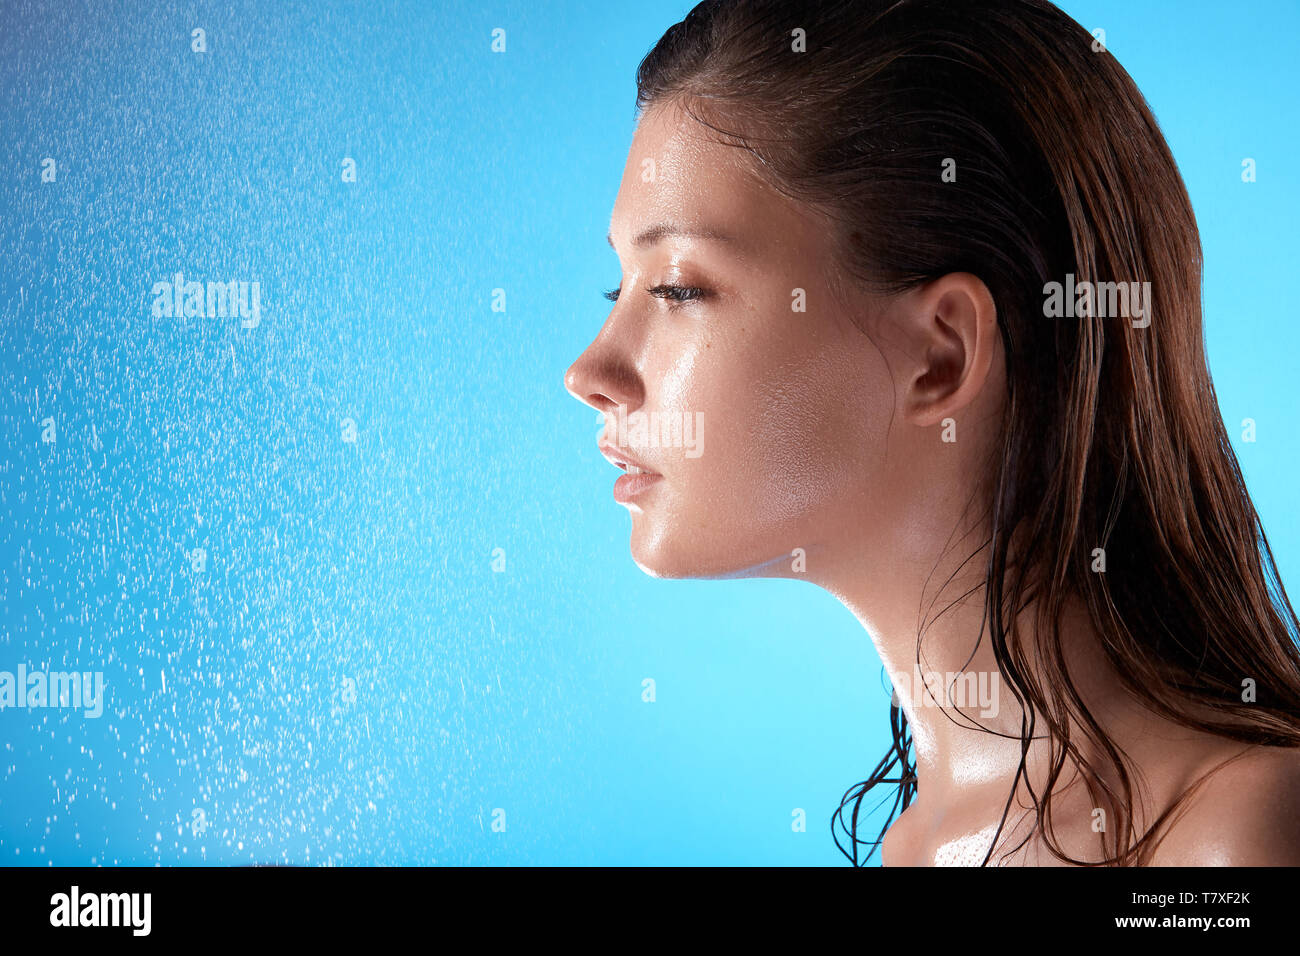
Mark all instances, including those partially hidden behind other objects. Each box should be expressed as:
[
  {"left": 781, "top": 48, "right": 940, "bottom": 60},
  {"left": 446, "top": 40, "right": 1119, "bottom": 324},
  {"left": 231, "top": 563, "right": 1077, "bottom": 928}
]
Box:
[{"left": 902, "top": 273, "right": 998, "bottom": 428}]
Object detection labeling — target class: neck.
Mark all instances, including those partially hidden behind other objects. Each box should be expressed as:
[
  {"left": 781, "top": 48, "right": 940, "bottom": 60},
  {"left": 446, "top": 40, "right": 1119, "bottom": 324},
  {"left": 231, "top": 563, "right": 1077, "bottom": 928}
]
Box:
[{"left": 809, "top": 528, "right": 1139, "bottom": 810}]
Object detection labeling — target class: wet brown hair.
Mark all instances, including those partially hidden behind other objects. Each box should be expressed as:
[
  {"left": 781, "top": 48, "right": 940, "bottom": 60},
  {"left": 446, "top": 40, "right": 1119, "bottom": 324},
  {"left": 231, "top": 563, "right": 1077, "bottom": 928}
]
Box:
[{"left": 633, "top": 0, "right": 1300, "bottom": 865}]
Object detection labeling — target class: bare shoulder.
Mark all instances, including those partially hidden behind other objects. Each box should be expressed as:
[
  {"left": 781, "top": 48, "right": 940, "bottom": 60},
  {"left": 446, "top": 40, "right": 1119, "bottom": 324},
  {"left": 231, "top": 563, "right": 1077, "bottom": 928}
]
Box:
[
  {"left": 1151, "top": 744, "right": 1300, "bottom": 866},
  {"left": 880, "top": 800, "right": 923, "bottom": 866}
]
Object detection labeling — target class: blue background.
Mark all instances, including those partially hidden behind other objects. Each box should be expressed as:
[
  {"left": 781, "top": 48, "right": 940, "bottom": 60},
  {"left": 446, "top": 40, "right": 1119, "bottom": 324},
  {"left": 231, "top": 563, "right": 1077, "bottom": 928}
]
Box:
[{"left": 0, "top": 0, "right": 1296, "bottom": 865}]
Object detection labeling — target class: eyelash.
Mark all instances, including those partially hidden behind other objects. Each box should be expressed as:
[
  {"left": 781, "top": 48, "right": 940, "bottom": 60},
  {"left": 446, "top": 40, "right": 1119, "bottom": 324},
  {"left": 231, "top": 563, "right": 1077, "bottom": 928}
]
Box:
[{"left": 603, "top": 284, "right": 710, "bottom": 310}]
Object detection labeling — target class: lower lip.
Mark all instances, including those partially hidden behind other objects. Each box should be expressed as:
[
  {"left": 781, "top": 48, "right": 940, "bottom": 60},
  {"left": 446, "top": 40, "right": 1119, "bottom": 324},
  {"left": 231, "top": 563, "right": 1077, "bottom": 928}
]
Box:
[{"left": 613, "top": 471, "right": 663, "bottom": 503}]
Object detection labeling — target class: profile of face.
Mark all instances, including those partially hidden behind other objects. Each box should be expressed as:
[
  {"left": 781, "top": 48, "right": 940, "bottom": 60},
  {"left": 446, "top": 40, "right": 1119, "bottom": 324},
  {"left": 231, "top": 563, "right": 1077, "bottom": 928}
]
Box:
[{"left": 563, "top": 100, "right": 1002, "bottom": 587}]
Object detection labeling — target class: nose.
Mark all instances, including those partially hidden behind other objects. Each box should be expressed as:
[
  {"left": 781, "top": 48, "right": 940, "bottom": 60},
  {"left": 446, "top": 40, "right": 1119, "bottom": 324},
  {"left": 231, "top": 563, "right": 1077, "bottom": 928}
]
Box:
[{"left": 564, "top": 340, "right": 644, "bottom": 416}]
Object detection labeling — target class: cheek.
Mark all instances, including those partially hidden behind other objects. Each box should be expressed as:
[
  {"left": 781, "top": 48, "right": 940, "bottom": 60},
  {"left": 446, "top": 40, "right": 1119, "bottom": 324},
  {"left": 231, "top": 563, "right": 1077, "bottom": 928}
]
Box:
[
  {"left": 655, "top": 336, "right": 701, "bottom": 415},
  {"left": 743, "top": 355, "right": 872, "bottom": 527},
  {"left": 668, "top": 329, "right": 891, "bottom": 536}
]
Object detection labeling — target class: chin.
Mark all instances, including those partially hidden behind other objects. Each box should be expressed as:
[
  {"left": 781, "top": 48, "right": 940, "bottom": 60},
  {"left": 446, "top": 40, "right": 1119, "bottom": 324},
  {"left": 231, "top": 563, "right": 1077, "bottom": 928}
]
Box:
[
  {"left": 627, "top": 523, "right": 699, "bottom": 579},
  {"left": 627, "top": 519, "right": 802, "bottom": 581}
]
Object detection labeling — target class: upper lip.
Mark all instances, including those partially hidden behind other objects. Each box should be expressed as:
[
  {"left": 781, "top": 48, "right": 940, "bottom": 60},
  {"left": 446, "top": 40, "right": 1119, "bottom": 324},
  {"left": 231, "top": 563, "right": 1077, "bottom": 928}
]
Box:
[{"left": 598, "top": 442, "right": 661, "bottom": 475}]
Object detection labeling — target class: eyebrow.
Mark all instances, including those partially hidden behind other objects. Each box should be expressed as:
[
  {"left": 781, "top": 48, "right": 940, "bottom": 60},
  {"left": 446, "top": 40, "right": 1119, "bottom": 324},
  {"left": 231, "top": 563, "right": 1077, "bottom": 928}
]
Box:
[{"left": 606, "top": 222, "right": 741, "bottom": 251}]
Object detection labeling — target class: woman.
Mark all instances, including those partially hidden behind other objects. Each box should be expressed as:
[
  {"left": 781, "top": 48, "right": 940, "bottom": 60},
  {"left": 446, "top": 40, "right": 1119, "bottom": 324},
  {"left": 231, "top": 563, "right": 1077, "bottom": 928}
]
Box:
[{"left": 563, "top": 0, "right": 1300, "bottom": 865}]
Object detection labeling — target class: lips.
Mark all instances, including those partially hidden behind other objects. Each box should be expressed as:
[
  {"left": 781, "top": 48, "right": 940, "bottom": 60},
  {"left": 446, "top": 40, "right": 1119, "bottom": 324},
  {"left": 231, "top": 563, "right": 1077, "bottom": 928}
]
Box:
[
  {"left": 598, "top": 442, "right": 663, "bottom": 505},
  {"left": 597, "top": 442, "right": 661, "bottom": 476}
]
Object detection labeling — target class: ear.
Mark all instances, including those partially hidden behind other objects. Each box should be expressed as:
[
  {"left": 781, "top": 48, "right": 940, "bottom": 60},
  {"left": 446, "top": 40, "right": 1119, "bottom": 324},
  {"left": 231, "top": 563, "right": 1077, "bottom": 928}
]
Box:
[{"left": 894, "top": 272, "right": 998, "bottom": 428}]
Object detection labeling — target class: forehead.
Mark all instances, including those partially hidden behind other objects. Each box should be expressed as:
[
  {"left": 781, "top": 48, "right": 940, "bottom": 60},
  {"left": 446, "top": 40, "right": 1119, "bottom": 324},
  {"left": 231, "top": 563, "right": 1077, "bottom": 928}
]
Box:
[{"left": 608, "top": 101, "right": 824, "bottom": 256}]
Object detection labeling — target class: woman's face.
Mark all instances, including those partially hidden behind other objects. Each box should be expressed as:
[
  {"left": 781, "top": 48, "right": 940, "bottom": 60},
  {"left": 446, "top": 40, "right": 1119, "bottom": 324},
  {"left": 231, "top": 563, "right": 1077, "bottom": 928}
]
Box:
[{"left": 564, "top": 100, "right": 902, "bottom": 580}]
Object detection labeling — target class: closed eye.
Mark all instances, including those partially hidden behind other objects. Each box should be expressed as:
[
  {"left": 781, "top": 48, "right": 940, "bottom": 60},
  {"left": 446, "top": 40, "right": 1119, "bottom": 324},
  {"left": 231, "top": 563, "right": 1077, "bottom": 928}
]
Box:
[{"left": 602, "top": 284, "right": 711, "bottom": 307}]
